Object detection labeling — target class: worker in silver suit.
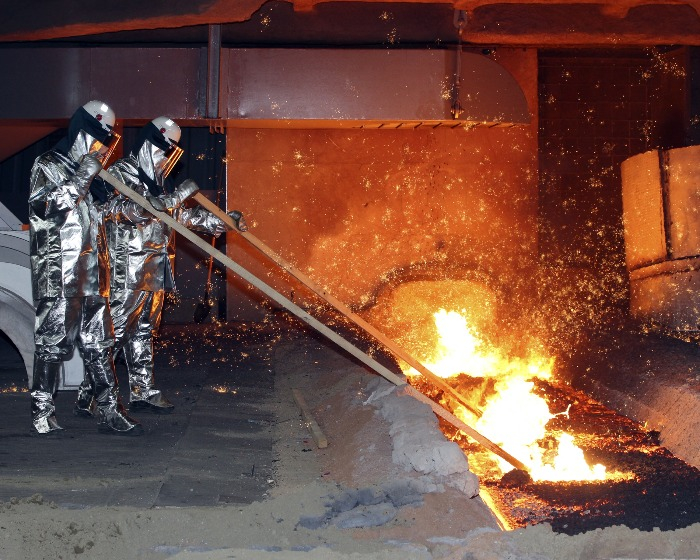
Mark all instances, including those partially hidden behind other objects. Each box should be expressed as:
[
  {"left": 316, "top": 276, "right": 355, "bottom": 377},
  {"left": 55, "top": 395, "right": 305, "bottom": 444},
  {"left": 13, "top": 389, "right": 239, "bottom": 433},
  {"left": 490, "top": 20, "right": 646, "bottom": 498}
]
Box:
[
  {"left": 28, "top": 100, "right": 143, "bottom": 436},
  {"left": 74, "top": 116, "right": 247, "bottom": 415}
]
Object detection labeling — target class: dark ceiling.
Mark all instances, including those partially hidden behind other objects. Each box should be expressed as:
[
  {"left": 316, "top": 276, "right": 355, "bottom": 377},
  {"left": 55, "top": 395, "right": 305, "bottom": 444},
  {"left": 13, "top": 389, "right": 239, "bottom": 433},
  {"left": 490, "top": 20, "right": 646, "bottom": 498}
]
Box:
[
  {"left": 2, "top": 1, "right": 700, "bottom": 47},
  {"left": 36, "top": 2, "right": 463, "bottom": 48}
]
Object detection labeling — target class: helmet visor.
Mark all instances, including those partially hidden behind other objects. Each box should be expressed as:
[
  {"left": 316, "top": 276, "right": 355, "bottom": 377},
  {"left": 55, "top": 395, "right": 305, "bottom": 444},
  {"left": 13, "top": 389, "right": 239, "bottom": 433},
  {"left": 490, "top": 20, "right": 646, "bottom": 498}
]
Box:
[
  {"left": 160, "top": 143, "right": 183, "bottom": 179},
  {"left": 90, "top": 131, "right": 121, "bottom": 166}
]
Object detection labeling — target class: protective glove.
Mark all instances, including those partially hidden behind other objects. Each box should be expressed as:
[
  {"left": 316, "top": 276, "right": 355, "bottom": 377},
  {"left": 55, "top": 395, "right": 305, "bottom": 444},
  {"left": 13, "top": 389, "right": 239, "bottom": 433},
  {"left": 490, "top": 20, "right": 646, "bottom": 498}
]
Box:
[
  {"left": 211, "top": 216, "right": 227, "bottom": 237},
  {"left": 74, "top": 153, "right": 103, "bottom": 196},
  {"left": 160, "top": 179, "right": 200, "bottom": 210},
  {"left": 147, "top": 195, "right": 167, "bottom": 212},
  {"left": 89, "top": 177, "right": 116, "bottom": 204},
  {"left": 228, "top": 210, "right": 248, "bottom": 232},
  {"left": 173, "top": 179, "right": 200, "bottom": 205}
]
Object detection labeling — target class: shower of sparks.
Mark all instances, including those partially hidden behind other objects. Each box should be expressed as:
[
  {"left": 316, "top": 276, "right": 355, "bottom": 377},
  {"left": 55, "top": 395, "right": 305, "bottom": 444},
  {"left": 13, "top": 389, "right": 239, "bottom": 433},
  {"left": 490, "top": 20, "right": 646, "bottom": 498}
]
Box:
[
  {"left": 646, "top": 47, "right": 687, "bottom": 79},
  {"left": 199, "top": 41, "right": 690, "bottom": 476},
  {"left": 386, "top": 29, "right": 399, "bottom": 45},
  {"left": 0, "top": 385, "right": 27, "bottom": 393}
]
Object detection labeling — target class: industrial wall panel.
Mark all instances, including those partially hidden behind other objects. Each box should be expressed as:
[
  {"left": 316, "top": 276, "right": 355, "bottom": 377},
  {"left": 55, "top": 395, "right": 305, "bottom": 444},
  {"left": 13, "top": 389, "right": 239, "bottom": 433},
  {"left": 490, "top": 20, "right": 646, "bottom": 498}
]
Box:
[
  {"left": 0, "top": 47, "right": 205, "bottom": 121},
  {"left": 630, "top": 264, "right": 700, "bottom": 331},
  {"left": 0, "top": 49, "right": 87, "bottom": 119},
  {"left": 0, "top": 46, "right": 528, "bottom": 127}
]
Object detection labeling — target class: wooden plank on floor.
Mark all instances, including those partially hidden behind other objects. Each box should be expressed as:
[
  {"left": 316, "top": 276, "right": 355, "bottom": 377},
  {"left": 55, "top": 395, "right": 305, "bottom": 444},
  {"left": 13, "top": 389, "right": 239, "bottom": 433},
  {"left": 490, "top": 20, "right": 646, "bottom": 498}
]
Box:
[{"left": 292, "top": 388, "right": 328, "bottom": 449}]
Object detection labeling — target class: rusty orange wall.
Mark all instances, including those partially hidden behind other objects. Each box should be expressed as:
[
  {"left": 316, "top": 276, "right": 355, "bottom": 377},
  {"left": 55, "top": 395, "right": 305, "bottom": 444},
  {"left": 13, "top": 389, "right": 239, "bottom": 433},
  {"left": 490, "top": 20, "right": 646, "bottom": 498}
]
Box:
[{"left": 225, "top": 48, "right": 538, "bottom": 322}]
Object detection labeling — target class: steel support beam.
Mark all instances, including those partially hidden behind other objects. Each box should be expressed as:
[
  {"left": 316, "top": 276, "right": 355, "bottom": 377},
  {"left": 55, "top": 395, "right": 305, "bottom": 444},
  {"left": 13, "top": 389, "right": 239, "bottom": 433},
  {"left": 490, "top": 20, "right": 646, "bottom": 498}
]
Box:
[
  {"left": 206, "top": 24, "right": 222, "bottom": 120},
  {"left": 0, "top": 46, "right": 529, "bottom": 127}
]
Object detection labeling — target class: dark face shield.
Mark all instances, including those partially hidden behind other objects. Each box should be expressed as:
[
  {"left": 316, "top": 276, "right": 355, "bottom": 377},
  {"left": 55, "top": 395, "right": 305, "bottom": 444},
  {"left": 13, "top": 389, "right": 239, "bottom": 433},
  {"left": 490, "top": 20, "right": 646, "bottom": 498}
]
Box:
[
  {"left": 90, "top": 131, "right": 121, "bottom": 165},
  {"left": 158, "top": 143, "right": 183, "bottom": 179}
]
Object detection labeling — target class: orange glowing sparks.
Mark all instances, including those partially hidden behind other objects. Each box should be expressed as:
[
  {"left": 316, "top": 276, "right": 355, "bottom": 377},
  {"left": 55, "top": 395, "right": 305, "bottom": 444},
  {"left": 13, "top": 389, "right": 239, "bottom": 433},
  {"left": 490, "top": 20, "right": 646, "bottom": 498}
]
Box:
[
  {"left": 1, "top": 385, "right": 27, "bottom": 393},
  {"left": 212, "top": 385, "right": 238, "bottom": 395}
]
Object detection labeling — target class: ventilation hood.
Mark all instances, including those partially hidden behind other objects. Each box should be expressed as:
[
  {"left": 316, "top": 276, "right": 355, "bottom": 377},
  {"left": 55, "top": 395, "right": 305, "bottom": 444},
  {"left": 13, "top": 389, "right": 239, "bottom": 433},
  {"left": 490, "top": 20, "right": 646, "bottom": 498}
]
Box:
[{"left": 222, "top": 48, "right": 531, "bottom": 128}]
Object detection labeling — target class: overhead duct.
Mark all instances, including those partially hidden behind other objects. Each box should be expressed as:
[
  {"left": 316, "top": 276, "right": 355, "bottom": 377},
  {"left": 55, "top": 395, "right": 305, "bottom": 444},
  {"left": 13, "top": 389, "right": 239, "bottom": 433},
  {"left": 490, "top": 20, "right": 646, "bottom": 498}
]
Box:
[{"left": 222, "top": 48, "right": 530, "bottom": 128}]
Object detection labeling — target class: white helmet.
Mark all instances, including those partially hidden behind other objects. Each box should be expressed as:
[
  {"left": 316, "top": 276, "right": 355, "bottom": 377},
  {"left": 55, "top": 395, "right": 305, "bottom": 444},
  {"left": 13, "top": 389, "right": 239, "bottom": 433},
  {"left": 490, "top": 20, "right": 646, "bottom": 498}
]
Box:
[
  {"left": 66, "top": 99, "right": 120, "bottom": 164},
  {"left": 151, "top": 116, "right": 181, "bottom": 147},
  {"left": 82, "top": 100, "right": 116, "bottom": 135}
]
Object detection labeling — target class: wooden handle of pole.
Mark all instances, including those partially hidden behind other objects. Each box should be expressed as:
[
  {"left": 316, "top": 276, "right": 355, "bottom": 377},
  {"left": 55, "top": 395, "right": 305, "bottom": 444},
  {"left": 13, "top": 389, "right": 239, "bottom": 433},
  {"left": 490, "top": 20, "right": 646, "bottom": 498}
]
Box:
[{"left": 192, "top": 192, "right": 484, "bottom": 419}]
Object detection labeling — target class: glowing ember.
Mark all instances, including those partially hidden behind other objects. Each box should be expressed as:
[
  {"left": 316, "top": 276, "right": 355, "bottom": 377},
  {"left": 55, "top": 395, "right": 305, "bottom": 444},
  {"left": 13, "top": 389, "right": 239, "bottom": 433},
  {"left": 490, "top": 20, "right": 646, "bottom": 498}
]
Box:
[
  {"left": 0, "top": 385, "right": 27, "bottom": 393},
  {"left": 404, "top": 308, "right": 611, "bottom": 482},
  {"left": 212, "top": 385, "right": 238, "bottom": 395}
]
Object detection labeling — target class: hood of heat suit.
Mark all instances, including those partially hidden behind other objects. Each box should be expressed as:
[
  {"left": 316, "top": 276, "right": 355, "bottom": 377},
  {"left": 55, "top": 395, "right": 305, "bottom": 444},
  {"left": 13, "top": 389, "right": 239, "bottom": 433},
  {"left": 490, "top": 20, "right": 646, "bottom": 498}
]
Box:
[{"left": 28, "top": 106, "right": 140, "bottom": 434}]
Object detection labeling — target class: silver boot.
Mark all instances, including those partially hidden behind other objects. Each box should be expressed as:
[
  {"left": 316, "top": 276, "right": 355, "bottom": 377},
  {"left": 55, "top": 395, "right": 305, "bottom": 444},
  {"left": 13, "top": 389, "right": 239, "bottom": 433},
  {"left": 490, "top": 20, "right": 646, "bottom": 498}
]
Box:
[
  {"left": 97, "top": 403, "right": 144, "bottom": 436},
  {"left": 32, "top": 414, "right": 64, "bottom": 435},
  {"left": 84, "top": 348, "right": 144, "bottom": 436},
  {"left": 130, "top": 391, "right": 175, "bottom": 414},
  {"left": 31, "top": 358, "right": 64, "bottom": 435},
  {"left": 124, "top": 335, "right": 175, "bottom": 414},
  {"left": 73, "top": 379, "right": 96, "bottom": 417}
]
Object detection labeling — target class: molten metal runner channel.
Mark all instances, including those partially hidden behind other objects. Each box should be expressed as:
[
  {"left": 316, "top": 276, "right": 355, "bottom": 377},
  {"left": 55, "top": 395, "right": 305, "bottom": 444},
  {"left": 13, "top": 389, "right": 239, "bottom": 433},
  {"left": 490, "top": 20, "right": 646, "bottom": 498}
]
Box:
[{"left": 417, "top": 374, "right": 700, "bottom": 534}]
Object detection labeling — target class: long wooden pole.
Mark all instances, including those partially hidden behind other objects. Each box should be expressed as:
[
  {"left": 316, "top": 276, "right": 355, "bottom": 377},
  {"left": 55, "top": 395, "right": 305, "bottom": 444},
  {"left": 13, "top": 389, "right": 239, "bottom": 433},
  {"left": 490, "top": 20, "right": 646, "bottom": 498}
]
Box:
[
  {"left": 192, "top": 192, "right": 484, "bottom": 419},
  {"left": 100, "top": 171, "right": 528, "bottom": 473}
]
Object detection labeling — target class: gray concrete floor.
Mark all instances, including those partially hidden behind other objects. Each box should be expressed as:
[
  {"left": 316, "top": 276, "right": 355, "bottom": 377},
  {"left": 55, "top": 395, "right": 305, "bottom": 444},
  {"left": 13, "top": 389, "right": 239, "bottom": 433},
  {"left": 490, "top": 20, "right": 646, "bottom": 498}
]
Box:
[{"left": 0, "top": 325, "right": 276, "bottom": 508}]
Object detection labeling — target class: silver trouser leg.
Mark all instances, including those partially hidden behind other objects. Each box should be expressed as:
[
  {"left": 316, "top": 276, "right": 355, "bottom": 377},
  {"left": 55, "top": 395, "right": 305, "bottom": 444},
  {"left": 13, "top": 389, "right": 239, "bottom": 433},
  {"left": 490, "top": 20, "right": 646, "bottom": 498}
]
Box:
[
  {"left": 123, "top": 290, "right": 173, "bottom": 413},
  {"left": 121, "top": 291, "right": 157, "bottom": 400},
  {"left": 74, "top": 377, "right": 95, "bottom": 416},
  {"left": 72, "top": 294, "right": 111, "bottom": 415},
  {"left": 74, "top": 286, "right": 128, "bottom": 415},
  {"left": 112, "top": 288, "right": 147, "bottom": 395},
  {"left": 32, "top": 297, "right": 81, "bottom": 433},
  {"left": 78, "top": 295, "right": 117, "bottom": 408},
  {"left": 81, "top": 347, "right": 118, "bottom": 409},
  {"left": 79, "top": 296, "right": 143, "bottom": 435},
  {"left": 114, "top": 289, "right": 166, "bottom": 400}
]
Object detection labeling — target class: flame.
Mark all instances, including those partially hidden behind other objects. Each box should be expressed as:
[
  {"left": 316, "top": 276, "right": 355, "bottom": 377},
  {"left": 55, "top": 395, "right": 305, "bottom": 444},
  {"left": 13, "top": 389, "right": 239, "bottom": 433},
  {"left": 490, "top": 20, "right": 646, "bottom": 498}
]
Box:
[
  {"left": 472, "top": 378, "right": 605, "bottom": 481},
  {"left": 418, "top": 309, "right": 499, "bottom": 378},
  {"left": 406, "top": 309, "right": 610, "bottom": 482}
]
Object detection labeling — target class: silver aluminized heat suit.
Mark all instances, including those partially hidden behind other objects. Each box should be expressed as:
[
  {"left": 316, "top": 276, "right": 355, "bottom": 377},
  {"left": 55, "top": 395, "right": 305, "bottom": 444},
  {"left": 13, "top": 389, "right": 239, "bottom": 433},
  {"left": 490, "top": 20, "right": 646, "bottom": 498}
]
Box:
[
  {"left": 28, "top": 102, "right": 142, "bottom": 436},
  {"left": 75, "top": 119, "right": 226, "bottom": 414}
]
